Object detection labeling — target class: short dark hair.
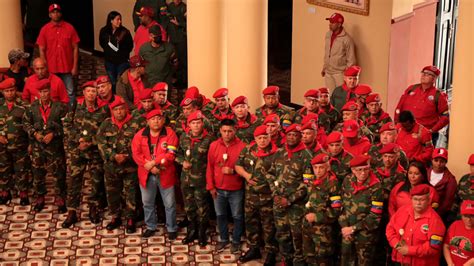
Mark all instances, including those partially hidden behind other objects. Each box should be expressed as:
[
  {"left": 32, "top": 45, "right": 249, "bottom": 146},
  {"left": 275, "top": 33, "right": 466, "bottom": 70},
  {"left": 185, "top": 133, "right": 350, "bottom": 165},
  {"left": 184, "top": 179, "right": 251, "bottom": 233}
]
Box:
[
  {"left": 219, "top": 118, "right": 235, "bottom": 128},
  {"left": 399, "top": 110, "right": 415, "bottom": 123}
]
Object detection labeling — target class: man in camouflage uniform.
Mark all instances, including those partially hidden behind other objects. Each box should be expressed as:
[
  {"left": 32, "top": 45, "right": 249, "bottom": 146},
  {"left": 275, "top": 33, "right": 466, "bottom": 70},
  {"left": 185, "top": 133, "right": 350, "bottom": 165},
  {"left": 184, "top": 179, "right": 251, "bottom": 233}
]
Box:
[
  {"left": 325, "top": 131, "right": 353, "bottom": 182},
  {"left": 208, "top": 88, "right": 234, "bottom": 126},
  {"left": 236, "top": 125, "right": 278, "bottom": 265},
  {"left": 338, "top": 155, "right": 384, "bottom": 266},
  {"left": 131, "top": 88, "right": 156, "bottom": 128},
  {"left": 152, "top": 82, "right": 178, "bottom": 127},
  {"left": 294, "top": 89, "right": 320, "bottom": 124},
  {"left": 360, "top": 93, "right": 392, "bottom": 143},
  {"left": 183, "top": 86, "right": 216, "bottom": 118},
  {"left": 231, "top": 96, "right": 259, "bottom": 144},
  {"left": 175, "top": 110, "right": 213, "bottom": 246},
  {"left": 97, "top": 97, "right": 140, "bottom": 232},
  {"left": 267, "top": 124, "right": 313, "bottom": 265},
  {"left": 0, "top": 78, "right": 31, "bottom": 205},
  {"left": 263, "top": 114, "right": 286, "bottom": 147},
  {"left": 318, "top": 87, "right": 341, "bottom": 134},
  {"left": 256, "top": 86, "right": 295, "bottom": 130},
  {"left": 23, "top": 79, "right": 68, "bottom": 212},
  {"left": 303, "top": 153, "right": 342, "bottom": 265},
  {"left": 333, "top": 101, "right": 374, "bottom": 142},
  {"left": 300, "top": 113, "right": 326, "bottom": 159},
  {"left": 175, "top": 96, "right": 213, "bottom": 138},
  {"left": 62, "top": 81, "right": 110, "bottom": 228},
  {"left": 368, "top": 122, "right": 409, "bottom": 170}
]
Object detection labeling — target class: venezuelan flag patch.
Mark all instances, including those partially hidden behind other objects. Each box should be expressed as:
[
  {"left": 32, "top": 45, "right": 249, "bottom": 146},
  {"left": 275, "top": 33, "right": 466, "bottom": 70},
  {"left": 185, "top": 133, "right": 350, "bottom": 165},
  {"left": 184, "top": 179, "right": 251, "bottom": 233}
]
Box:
[
  {"left": 282, "top": 120, "right": 292, "bottom": 127},
  {"left": 370, "top": 201, "right": 383, "bottom": 214},
  {"left": 167, "top": 145, "right": 177, "bottom": 153},
  {"left": 430, "top": 234, "right": 443, "bottom": 249},
  {"left": 303, "top": 174, "right": 314, "bottom": 183},
  {"left": 330, "top": 195, "right": 342, "bottom": 208}
]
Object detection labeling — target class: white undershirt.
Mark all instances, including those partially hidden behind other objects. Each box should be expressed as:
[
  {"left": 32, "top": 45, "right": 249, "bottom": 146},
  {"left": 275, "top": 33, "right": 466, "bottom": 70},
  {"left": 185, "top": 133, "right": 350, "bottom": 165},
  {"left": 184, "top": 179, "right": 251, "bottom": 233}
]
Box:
[{"left": 430, "top": 170, "right": 444, "bottom": 186}]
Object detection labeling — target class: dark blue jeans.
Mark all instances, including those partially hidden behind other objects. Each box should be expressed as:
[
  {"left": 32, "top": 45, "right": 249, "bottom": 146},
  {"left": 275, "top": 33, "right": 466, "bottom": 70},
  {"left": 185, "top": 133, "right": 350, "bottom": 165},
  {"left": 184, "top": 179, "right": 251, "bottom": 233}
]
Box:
[
  {"left": 104, "top": 61, "right": 129, "bottom": 93},
  {"left": 213, "top": 189, "right": 244, "bottom": 244}
]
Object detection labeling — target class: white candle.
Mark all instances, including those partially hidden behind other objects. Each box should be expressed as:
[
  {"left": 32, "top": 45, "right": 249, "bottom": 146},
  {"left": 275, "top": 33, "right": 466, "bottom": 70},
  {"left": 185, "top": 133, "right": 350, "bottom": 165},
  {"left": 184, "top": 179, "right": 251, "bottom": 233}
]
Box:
[
  {"left": 82, "top": 130, "right": 88, "bottom": 136},
  {"left": 223, "top": 153, "right": 228, "bottom": 161},
  {"left": 305, "top": 201, "right": 311, "bottom": 208},
  {"left": 161, "top": 158, "right": 165, "bottom": 164},
  {"left": 250, "top": 160, "right": 254, "bottom": 166},
  {"left": 186, "top": 149, "right": 191, "bottom": 157}
]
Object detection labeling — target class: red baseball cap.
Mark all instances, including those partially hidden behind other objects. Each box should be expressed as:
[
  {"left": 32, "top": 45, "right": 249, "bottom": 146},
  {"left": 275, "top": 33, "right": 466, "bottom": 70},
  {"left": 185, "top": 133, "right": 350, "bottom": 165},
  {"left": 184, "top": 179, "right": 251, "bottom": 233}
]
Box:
[
  {"left": 139, "top": 89, "right": 153, "bottom": 101},
  {"left": 136, "top": 6, "right": 154, "bottom": 17},
  {"left": 231, "top": 96, "right": 248, "bottom": 107},
  {"left": 304, "top": 89, "right": 320, "bottom": 99},
  {"left": 342, "top": 120, "right": 359, "bottom": 138},
  {"left": 311, "top": 153, "right": 330, "bottom": 165},
  {"left": 410, "top": 184, "right": 431, "bottom": 196},
  {"left": 461, "top": 200, "right": 474, "bottom": 215},
  {"left": 326, "top": 13, "right": 344, "bottom": 24},
  {"left": 365, "top": 93, "right": 381, "bottom": 104},
  {"left": 213, "top": 88, "right": 228, "bottom": 99},
  {"left": 262, "top": 86, "right": 279, "bottom": 96},
  {"left": 344, "top": 66, "right": 361, "bottom": 77},
  {"left": 187, "top": 110, "right": 204, "bottom": 124},
  {"left": 422, "top": 65, "right": 440, "bottom": 77},
  {"left": 350, "top": 155, "right": 370, "bottom": 168},
  {"left": 432, "top": 148, "right": 448, "bottom": 161},
  {"left": 49, "top": 4, "right": 61, "bottom": 12},
  {"left": 152, "top": 82, "right": 168, "bottom": 92},
  {"left": 254, "top": 125, "right": 269, "bottom": 137},
  {"left": 0, "top": 78, "right": 16, "bottom": 90},
  {"left": 326, "top": 131, "right": 344, "bottom": 144},
  {"left": 146, "top": 109, "right": 163, "bottom": 120}
]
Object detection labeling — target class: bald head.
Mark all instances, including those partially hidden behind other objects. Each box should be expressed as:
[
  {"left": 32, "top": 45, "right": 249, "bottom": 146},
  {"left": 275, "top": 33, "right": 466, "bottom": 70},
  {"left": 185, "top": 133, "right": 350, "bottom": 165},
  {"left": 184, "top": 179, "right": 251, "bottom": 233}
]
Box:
[{"left": 33, "top": 58, "right": 48, "bottom": 79}]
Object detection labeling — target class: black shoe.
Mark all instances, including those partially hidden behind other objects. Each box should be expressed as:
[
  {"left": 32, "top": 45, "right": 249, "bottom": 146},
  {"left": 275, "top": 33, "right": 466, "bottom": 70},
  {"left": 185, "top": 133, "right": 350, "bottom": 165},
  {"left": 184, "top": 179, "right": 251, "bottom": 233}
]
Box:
[
  {"left": 142, "top": 229, "right": 155, "bottom": 238},
  {"left": 126, "top": 218, "right": 136, "bottom": 234},
  {"left": 19, "top": 191, "right": 29, "bottom": 206},
  {"left": 182, "top": 223, "right": 197, "bottom": 244},
  {"left": 33, "top": 196, "right": 45, "bottom": 212},
  {"left": 55, "top": 197, "right": 67, "bottom": 214},
  {"left": 239, "top": 247, "right": 262, "bottom": 263},
  {"left": 168, "top": 232, "right": 177, "bottom": 241},
  {"left": 198, "top": 224, "right": 208, "bottom": 247},
  {"left": 263, "top": 252, "right": 277, "bottom": 266},
  {"left": 88, "top": 205, "right": 101, "bottom": 224},
  {"left": 106, "top": 217, "right": 122, "bottom": 230},
  {"left": 177, "top": 217, "right": 189, "bottom": 228},
  {"left": 61, "top": 210, "right": 78, "bottom": 228},
  {"left": 0, "top": 191, "right": 12, "bottom": 205}
]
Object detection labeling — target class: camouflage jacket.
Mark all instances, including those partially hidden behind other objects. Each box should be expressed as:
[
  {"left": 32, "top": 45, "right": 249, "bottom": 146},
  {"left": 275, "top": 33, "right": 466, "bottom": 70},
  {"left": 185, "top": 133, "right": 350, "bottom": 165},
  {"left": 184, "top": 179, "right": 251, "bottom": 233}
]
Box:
[
  {"left": 319, "top": 104, "right": 341, "bottom": 134},
  {"left": 266, "top": 142, "right": 313, "bottom": 204},
  {"left": 374, "top": 164, "right": 406, "bottom": 201},
  {"left": 333, "top": 120, "right": 375, "bottom": 143},
  {"left": 200, "top": 100, "right": 216, "bottom": 119},
  {"left": 294, "top": 107, "right": 338, "bottom": 135},
  {"left": 208, "top": 107, "right": 234, "bottom": 126},
  {"left": 158, "top": 101, "right": 179, "bottom": 127},
  {"left": 361, "top": 110, "right": 392, "bottom": 143},
  {"left": 0, "top": 97, "right": 29, "bottom": 149},
  {"left": 457, "top": 174, "right": 473, "bottom": 201},
  {"left": 338, "top": 172, "right": 383, "bottom": 232},
  {"left": 174, "top": 113, "right": 214, "bottom": 138},
  {"left": 236, "top": 142, "right": 277, "bottom": 194},
  {"left": 97, "top": 115, "right": 140, "bottom": 171},
  {"left": 176, "top": 130, "right": 214, "bottom": 187},
  {"left": 328, "top": 149, "right": 353, "bottom": 182},
  {"left": 368, "top": 144, "right": 409, "bottom": 170},
  {"left": 130, "top": 107, "right": 147, "bottom": 129},
  {"left": 304, "top": 171, "right": 342, "bottom": 225},
  {"left": 23, "top": 100, "right": 68, "bottom": 145},
  {"left": 233, "top": 114, "right": 261, "bottom": 144},
  {"left": 256, "top": 103, "right": 295, "bottom": 129}
]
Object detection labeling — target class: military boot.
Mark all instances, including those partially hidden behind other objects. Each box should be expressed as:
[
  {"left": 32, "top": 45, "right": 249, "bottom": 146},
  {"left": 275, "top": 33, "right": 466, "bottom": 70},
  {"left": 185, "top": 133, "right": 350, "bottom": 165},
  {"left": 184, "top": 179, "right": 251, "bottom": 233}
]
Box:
[
  {"left": 88, "top": 205, "right": 101, "bottom": 224},
  {"left": 239, "top": 247, "right": 261, "bottom": 263},
  {"left": 61, "top": 210, "right": 78, "bottom": 228},
  {"left": 182, "top": 221, "right": 198, "bottom": 244},
  {"left": 198, "top": 223, "right": 208, "bottom": 247}
]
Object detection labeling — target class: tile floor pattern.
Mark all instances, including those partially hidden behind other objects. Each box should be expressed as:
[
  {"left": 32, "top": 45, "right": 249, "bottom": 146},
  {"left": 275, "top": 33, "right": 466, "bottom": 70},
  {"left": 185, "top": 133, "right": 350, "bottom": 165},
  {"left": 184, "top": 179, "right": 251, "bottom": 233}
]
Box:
[{"left": 0, "top": 53, "right": 267, "bottom": 265}]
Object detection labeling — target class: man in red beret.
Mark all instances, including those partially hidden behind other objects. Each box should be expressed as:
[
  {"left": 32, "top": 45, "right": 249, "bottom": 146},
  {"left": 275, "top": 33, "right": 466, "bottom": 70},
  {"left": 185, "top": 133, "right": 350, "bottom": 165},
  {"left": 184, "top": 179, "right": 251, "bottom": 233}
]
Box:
[
  {"left": 395, "top": 65, "right": 449, "bottom": 145},
  {"left": 444, "top": 200, "right": 474, "bottom": 266},
  {"left": 231, "top": 95, "right": 259, "bottom": 144},
  {"left": 131, "top": 108, "right": 179, "bottom": 239},
  {"left": 386, "top": 184, "right": 446, "bottom": 265},
  {"left": 342, "top": 119, "right": 372, "bottom": 157},
  {"left": 368, "top": 122, "right": 409, "bottom": 170},
  {"left": 330, "top": 65, "right": 360, "bottom": 112},
  {"left": 295, "top": 89, "right": 320, "bottom": 124},
  {"left": 37, "top": 3, "right": 80, "bottom": 105},
  {"left": 96, "top": 75, "right": 117, "bottom": 105},
  {"left": 300, "top": 113, "right": 326, "bottom": 157},
  {"left": 396, "top": 110, "right": 434, "bottom": 164},
  {"left": 22, "top": 58, "right": 69, "bottom": 104},
  {"left": 360, "top": 93, "right": 393, "bottom": 143},
  {"left": 117, "top": 55, "right": 148, "bottom": 108},
  {"left": 131, "top": 89, "right": 156, "bottom": 128},
  {"left": 134, "top": 6, "right": 167, "bottom": 55},
  {"left": 183, "top": 86, "right": 216, "bottom": 118},
  {"left": 255, "top": 86, "right": 295, "bottom": 129},
  {"left": 174, "top": 96, "right": 213, "bottom": 138},
  {"left": 97, "top": 96, "right": 141, "bottom": 233},
  {"left": 322, "top": 12, "right": 356, "bottom": 92},
  {"left": 235, "top": 125, "right": 278, "bottom": 264},
  {"left": 326, "top": 131, "right": 353, "bottom": 182},
  {"left": 455, "top": 154, "right": 474, "bottom": 216},
  {"left": 23, "top": 78, "right": 69, "bottom": 212},
  {"left": 152, "top": 82, "right": 179, "bottom": 126},
  {"left": 0, "top": 79, "right": 31, "bottom": 206},
  {"left": 339, "top": 155, "right": 383, "bottom": 265},
  {"left": 263, "top": 113, "right": 286, "bottom": 147},
  {"left": 267, "top": 124, "right": 313, "bottom": 265},
  {"left": 318, "top": 87, "right": 341, "bottom": 134},
  {"left": 62, "top": 81, "right": 111, "bottom": 228},
  {"left": 210, "top": 88, "right": 234, "bottom": 124},
  {"left": 354, "top": 84, "right": 372, "bottom": 118}
]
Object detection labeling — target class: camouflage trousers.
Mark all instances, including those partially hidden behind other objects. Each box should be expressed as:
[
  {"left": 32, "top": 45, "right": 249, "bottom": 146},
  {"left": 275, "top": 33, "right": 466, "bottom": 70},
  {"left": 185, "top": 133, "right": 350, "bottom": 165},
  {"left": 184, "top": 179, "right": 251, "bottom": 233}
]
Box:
[
  {"left": 104, "top": 165, "right": 137, "bottom": 219},
  {"left": 180, "top": 180, "right": 210, "bottom": 225},
  {"left": 340, "top": 230, "right": 378, "bottom": 266},
  {"left": 31, "top": 143, "right": 66, "bottom": 198},
  {"left": 273, "top": 202, "right": 305, "bottom": 265},
  {"left": 245, "top": 191, "right": 278, "bottom": 253},
  {"left": 0, "top": 145, "right": 30, "bottom": 192},
  {"left": 302, "top": 219, "right": 336, "bottom": 262},
  {"left": 66, "top": 148, "right": 105, "bottom": 209}
]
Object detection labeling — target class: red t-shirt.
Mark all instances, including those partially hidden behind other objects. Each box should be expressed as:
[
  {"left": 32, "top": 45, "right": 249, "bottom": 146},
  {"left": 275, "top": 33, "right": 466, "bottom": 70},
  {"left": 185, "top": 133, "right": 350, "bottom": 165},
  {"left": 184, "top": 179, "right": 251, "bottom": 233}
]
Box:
[
  {"left": 445, "top": 220, "right": 474, "bottom": 266},
  {"left": 36, "top": 21, "right": 80, "bottom": 74}
]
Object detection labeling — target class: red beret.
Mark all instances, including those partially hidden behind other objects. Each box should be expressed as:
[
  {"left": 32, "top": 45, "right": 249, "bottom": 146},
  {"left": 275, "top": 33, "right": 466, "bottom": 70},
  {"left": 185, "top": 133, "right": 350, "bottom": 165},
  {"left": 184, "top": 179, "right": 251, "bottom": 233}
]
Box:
[
  {"left": 304, "top": 89, "right": 320, "bottom": 99},
  {"left": 326, "top": 131, "right": 344, "bottom": 144},
  {"left": 461, "top": 200, "right": 474, "bottom": 215},
  {"left": 48, "top": 3, "right": 61, "bottom": 12},
  {"left": 81, "top": 80, "right": 96, "bottom": 89},
  {"left": 410, "top": 184, "right": 431, "bottom": 197},
  {"left": 350, "top": 155, "right": 370, "bottom": 168},
  {"left": 341, "top": 101, "right": 358, "bottom": 112},
  {"left": 318, "top": 87, "right": 329, "bottom": 95},
  {"left": 146, "top": 109, "right": 163, "bottom": 120},
  {"left": 379, "top": 122, "right": 396, "bottom": 133},
  {"left": 263, "top": 114, "right": 280, "bottom": 125},
  {"left": 129, "top": 55, "right": 147, "bottom": 68},
  {"left": 109, "top": 96, "right": 126, "bottom": 109},
  {"left": 379, "top": 143, "right": 400, "bottom": 154},
  {"left": 344, "top": 66, "right": 361, "bottom": 77},
  {"left": 152, "top": 82, "right": 168, "bottom": 92},
  {"left": 300, "top": 113, "right": 318, "bottom": 131},
  {"left": 187, "top": 110, "right": 204, "bottom": 124},
  {"left": 213, "top": 88, "right": 228, "bottom": 99},
  {"left": 285, "top": 124, "right": 302, "bottom": 134},
  {"left": 0, "top": 78, "right": 16, "bottom": 90},
  {"left": 95, "top": 75, "right": 110, "bottom": 86},
  {"left": 35, "top": 79, "right": 51, "bottom": 91},
  {"left": 354, "top": 84, "right": 372, "bottom": 95},
  {"left": 185, "top": 86, "right": 200, "bottom": 99},
  {"left": 326, "top": 12, "right": 344, "bottom": 24},
  {"left": 254, "top": 125, "right": 269, "bottom": 137},
  {"left": 468, "top": 154, "right": 474, "bottom": 165},
  {"left": 432, "top": 148, "right": 448, "bottom": 161},
  {"left": 231, "top": 96, "right": 248, "bottom": 107},
  {"left": 136, "top": 6, "right": 154, "bottom": 17},
  {"left": 180, "top": 97, "right": 194, "bottom": 107},
  {"left": 262, "top": 86, "right": 279, "bottom": 96},
  {"left": 311, "top": 153, "right": 330, "bottom": 165},
  {"left": 342, "top": 120, "right": 359, "bottom": 138},
  {"left": 365, "top": 93, "right": 381, "bottom": 104},
  {"left": 139, "top": 89, "right": 153, "bottom": 101},
  {"left": 422, "top": 65, "right": 440, "bottom": 77}
]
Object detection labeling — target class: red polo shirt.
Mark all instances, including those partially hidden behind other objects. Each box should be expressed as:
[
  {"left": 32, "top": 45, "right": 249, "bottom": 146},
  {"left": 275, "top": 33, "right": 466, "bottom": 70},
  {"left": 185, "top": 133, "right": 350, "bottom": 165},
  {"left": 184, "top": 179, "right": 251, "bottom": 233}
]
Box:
[
  {"left": 22, "top": 74, "right": 69, "bottom": 104},
  {"left": 396, "top": 122, "right": 433, "bottom": 164},
  {"left": 36, "top": 21, "right": 80, "bottom": 74},
  {"left": 134, "top": 20, "right": 167, "bottom": 55},
  {"left": 444, "top": 220, "right": 474, "bottom": 266}
]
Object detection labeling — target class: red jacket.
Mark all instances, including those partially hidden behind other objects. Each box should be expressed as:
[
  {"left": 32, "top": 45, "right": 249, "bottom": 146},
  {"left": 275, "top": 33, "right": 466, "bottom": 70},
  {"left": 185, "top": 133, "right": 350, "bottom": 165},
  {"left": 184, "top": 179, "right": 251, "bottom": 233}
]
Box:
[
  {"left": 386, "top": 205, "right": 446, "bottom": 266},
  {"left": 428, "top": 168, "right": 457, "bottom": 217},
  {"left": 388, "top": 181, "right": 440, "bottom": 217},
  {"left": 131, "top": 126, "right": 178, "bottom": 189},
  {"left": 396, "top": 122, "right": 433, "bottom": 164},
  {"left": 395, "top": 84, "right": 449, "bottom": 132},
  {"left": 22, "top": 74, "right": 69, "bottom": 104},
  {"left": 343, "top": 136, "right": 371, "bottom": 156},
  {"left": 206, "top": 137, "right": 246, "bottom": 191}
]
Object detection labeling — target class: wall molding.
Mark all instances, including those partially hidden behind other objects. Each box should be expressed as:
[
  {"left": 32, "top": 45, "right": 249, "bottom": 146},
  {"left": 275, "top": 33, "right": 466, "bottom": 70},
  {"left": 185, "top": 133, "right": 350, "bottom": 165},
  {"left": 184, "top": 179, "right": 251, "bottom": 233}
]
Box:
[
  {"left": 392, "top": 11, "right": 415, "bottom": 24},
  {"left": 414, "top": 0, "right": 439, "bottom": 10}
]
